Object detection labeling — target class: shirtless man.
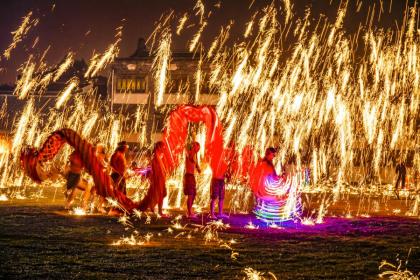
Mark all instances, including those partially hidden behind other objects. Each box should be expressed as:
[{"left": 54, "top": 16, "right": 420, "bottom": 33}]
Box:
[
  {"left": 65, "top": 150, "right": 91, "bottom": 210},
  {"left": 184, "top": 142, "right": 201, "bottom": 218}
]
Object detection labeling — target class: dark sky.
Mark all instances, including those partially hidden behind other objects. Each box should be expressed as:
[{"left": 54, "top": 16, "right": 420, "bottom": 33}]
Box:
[{"left": 0, "top": 0, "right": 416, "bottom": 84}]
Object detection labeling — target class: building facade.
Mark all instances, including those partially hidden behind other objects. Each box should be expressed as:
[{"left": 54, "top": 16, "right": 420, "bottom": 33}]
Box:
[{"left": 110, "top": 38, "right": 218, "bottom": 144}]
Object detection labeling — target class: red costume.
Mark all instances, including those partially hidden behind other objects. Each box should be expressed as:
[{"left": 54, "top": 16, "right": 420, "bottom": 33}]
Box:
[
  {"left": 110, "top": 150, "right": 127, "bottom": 194},
  {"left": 250, "top": 157, "right": 281, "bottom": 200},
  {"left": 139, "top": 143, "right": 167, "bottom": 212}
]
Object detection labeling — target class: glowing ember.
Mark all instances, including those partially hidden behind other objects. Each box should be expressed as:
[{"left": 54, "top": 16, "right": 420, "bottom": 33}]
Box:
[
  {"left": 72, "top": 207, "right": 86, "bottom": 216},
  {"left": 242, "top": 267, "right": 277, "bottom": 280},
  {"left": 301, "top": 217, "right": 315, "bottom": 226},
  {"left": 0, "top": 141, "right": 9, "bottom": 155},
  {"left": 244, "top": 221, "right": 259, "bottom": 230},
  {"left": 392, "top": 209, "right": 402, "bottom": 214},
  {"left": 112, "top": 233, "right": 153, "bottom": 246}
]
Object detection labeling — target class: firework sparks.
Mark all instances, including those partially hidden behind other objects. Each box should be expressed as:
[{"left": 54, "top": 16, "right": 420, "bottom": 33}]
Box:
[
  {"left": 112, "top": 233, "right": 153, "bottom": 246},
  {"left": 72, "top": 207, "right": 86, "bottom": 216},
  {"left": 193, "top": 0, "right": 205, "bottom": 24},
  {"left": 54, "top": 52, "right": 74, "bottom": 82},
  {"left": 153, "top": 29, "right": 171, "bottom": 107},
  {"left": 242, "top": 267, "right": 278, "bottom": 280},
  {"left": 1, "top": 0, "right": 419, "bottom": 222},
  {"left": 56, "top": 78, "right": 79, "bottom": 109},
  {"left": 85, "top": 34, "right": 121, "bottom": 78},
  {"left": 176, "top": 13, "right": 188, "bottom": 35},
  {"left": 13, "top": 57, "right": 36, "bottom": 99},
  {"left": 3, "top": 11, "right": 38, "bottom": 60},
  {"left": 12, "top": 100, "right": 34, "bottom": 154},
  {"left": 189, "top": 22, "right": 207, "bottom": 53}
]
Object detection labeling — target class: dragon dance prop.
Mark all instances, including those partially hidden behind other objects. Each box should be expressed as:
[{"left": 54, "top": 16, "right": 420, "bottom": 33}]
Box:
[
  {"left": 20, "top": 105, "right": 301, "bottom": 221},
  {"left": 159, "top": 105, "right": 300, "bottom": 223},
  {"left": 20, "top": 128, "right": 138, "bottom": 212},
  {"left": 159, "top": 105, "right": 224, "bottom": 175}
]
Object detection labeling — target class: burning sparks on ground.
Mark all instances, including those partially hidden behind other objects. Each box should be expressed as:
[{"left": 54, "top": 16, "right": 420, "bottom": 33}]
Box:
[
  {"left": 118, "top": 215, "right": 134, "bottom": 228},
  {"left": 71, "top": 207, "right": 86, "bottom": 216},
  {"left": 0, "top": 194, "right": 9, "bottom": 201},
  {"left": 393, "top": 209, "right": 402, "bottom": 215},
  {"left": 244, "top": 221, "right": 259, "bottom": 230},
  {"left": 379, "top": 250, "right": 420, "bottom": 280},
  {"left": 112, "top": 233, "right": 154, "bottom": 246},
  {"left": 301, "top": 217, "right": 316, "bottom": 226},
  {"left": 242, "top": 267, "right": 278, "bottom": 280}
]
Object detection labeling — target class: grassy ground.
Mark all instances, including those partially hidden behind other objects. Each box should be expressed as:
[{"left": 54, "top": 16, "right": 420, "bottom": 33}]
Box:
[{"left": 0, "top": 201, "right": 419, "bottom": 280}]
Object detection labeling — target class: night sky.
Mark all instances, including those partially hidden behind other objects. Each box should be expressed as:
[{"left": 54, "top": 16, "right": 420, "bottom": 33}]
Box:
[{"left": 0, "top": 0, "right": 416, "bottom": 84}]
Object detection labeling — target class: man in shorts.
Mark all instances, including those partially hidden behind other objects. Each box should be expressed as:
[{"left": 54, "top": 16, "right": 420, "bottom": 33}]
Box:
[
  {"left": 184, "top": 142, "right": 201, "bottom": 218},
  {"left": 209, "top": 148, "right": 235, "bottom": 219},
  {"left": 65, "top": 150, "right": 91, "bottom": 210}
]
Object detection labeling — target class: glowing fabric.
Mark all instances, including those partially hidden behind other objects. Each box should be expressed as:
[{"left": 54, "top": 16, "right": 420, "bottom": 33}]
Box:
[
  {"left": 161, "top": 105, "right": 224, "bottom": 174},
  {"left": 250, "top": 159, "right": 301, "bottom": 223}
]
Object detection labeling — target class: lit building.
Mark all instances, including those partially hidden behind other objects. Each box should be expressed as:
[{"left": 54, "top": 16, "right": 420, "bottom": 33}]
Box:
[{"left": 109, "top": 38, "right": 218, "bottom": 144}]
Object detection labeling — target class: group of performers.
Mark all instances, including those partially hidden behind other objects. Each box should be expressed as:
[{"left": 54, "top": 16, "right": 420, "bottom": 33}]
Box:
[
  {"left": 63, "top": 137, "right": 279, "bottom": 220},
  {"left": 64, "top": 141, "right": 129, "bottom": 213}
]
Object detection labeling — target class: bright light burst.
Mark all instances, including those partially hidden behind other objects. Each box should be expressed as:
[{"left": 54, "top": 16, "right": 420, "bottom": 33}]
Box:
[
  {"left": 72, "top": 207, "right": 86, "bottom": 216},
  {"left": 0, "top": 1, "right": 419, "bottom": 221}
]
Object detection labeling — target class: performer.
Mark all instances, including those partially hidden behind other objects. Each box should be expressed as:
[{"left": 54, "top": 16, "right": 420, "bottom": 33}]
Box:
[
  {"left": 64, "top": 150, "right": 92, "bottom": 210},
  {"left": 249, "top": 147, "right": 283, "bottom": 200},
  {"left": 395, "top": 159, "right": 406, "bottom": 199},
  {"left": 110, "top": 141, "right": 129, "bottom": 195},
  {"left": 138, "top": 142, "right": 168, "bottom": 216},
  {"left": 93, "top": 143, "right": 108, "bottom": 213},
  {"left": 263, "top": 147, "right": 278, "bottom": 176},
  {"left": 209, "top": 148, "right": 235, "bottom": 219},
  {"left": 184, "top": 142, "right": 201, "bottom": 218}
]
